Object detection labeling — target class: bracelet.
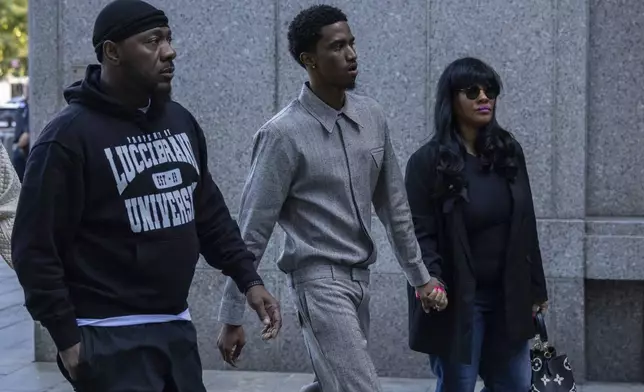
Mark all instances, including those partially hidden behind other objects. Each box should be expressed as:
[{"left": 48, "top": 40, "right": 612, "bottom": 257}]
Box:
[{"left": 244, "top": 279, "right": 264, "bottom": 294}]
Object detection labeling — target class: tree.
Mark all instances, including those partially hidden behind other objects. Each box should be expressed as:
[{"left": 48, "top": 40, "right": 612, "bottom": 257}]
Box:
[{"left": 0, "top": 0, "right": 27, "bottom": 78}]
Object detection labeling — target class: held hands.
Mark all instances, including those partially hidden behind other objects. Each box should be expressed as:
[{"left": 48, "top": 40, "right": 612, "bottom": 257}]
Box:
[
  {"left": 217, "top": 285, "right": 282, "bottom": 368},
  {"left": 415, "top": 277, "right": 448, "bottom": 313},
  {"left": 532, "top": 301, "right": 548, "bottom": 316}
]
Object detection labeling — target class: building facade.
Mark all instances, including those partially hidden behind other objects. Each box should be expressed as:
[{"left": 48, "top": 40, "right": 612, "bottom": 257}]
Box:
[{"left": 28, "top": 0, "right": 644, "bottom": 382}]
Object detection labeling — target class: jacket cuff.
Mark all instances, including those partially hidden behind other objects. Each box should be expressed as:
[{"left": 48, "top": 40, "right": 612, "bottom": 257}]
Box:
[
  {"left": 41, "top": 313, "right": 80, "bottom": 351},
  {"left": 404, "top": 263, "right": 431, "bottom": 287},
  {"left": 434, "top": 276, "right": 448, "bottom": 291},
  {"left": 218, "top": 297, "right": 247, "bottom": 326}
]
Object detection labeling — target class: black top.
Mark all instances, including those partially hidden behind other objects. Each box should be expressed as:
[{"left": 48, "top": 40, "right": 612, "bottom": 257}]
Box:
[
  {"left": 11, "top": 64, "right": 262, "bottom": 351},
  {"left": 462, "top": 153, "right": 512, "bottom": 288}
]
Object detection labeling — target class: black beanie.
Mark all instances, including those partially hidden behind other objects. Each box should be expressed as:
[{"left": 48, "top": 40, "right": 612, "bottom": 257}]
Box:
[{"left": 93, "top": 0, "right": 169, "bottom": 61}]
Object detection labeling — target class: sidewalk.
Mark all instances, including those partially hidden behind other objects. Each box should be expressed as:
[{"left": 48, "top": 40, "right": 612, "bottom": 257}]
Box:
[{"left": 1, "top": 262, "right": 642, "bottom": 392}]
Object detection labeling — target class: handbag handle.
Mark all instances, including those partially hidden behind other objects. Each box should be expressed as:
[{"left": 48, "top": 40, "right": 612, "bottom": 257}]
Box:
[{"left": 534, "top": 310, "right": 549, "bottom": 343}]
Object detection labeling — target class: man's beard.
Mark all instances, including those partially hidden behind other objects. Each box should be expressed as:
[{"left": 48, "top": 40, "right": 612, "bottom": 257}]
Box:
[
  {"left": 153, "top": 85, "right": 172, "bottom": 101},
  {"left": 122, "top": 63, "right": 171, "bottom": 100}
]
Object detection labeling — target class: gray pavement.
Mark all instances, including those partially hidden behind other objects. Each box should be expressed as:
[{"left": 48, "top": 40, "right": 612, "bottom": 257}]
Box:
[{"left": 0, "top": 261, "right": 642, "bottom": 392}]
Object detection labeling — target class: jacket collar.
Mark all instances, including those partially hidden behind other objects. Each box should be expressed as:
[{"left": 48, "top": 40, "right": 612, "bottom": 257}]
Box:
[{"left": 298, "top": 82, "right": 363, "bottom": 133}]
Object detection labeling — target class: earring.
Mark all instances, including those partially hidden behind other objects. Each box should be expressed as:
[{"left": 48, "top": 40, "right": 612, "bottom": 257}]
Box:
[{"left": 312, "top": 65, "right": 316, "bottom": 69}]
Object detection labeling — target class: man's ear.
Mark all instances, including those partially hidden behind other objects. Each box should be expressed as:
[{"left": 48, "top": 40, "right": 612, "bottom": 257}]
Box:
[
  {"left": 300, "top": 52, "right": 316, "bottom": 69},
  {"left": 102, "top": 41, "right": 121, "bottom": 65}
]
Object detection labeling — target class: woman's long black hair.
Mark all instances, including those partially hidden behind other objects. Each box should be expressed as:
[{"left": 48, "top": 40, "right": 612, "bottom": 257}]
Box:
[{"left": 430, "top": 57, "right": 519, "bottom": 199}]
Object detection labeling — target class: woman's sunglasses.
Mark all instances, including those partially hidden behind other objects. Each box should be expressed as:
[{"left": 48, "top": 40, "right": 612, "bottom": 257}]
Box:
[{"left": 458, "top": 85, "right": 500, "bottom": 100}]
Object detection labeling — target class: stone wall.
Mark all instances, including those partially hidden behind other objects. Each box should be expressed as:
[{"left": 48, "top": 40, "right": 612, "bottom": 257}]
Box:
[{"left": 28, "top": 0, "right": 644, "bottom": 382}]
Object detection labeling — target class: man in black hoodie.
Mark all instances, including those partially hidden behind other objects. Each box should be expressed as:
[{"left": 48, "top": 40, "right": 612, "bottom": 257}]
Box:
[{"left": 11, "top": 1, "right": 281, "bottom": 390}]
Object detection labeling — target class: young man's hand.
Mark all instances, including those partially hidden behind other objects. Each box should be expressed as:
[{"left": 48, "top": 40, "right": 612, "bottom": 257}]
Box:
[
  {"left": 217, "top": 324, "right": 245, "bottom": 367},
  {"left": 217, "top": 286, "right": 281, "bottom": 367}
]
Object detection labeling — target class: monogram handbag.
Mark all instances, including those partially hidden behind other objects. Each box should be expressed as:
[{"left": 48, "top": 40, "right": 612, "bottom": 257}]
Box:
[{"left": 530, "top": 310, "right": 576, "bottom": 392}]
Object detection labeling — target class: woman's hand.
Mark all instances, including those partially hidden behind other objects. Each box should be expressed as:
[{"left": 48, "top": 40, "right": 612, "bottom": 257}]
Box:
[{"left": 416, "top": 278, "right": 448, "bottom": 312}]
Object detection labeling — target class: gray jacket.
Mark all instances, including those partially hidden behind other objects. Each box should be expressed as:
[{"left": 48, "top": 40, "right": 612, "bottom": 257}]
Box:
[{"left": 218, "top": 83, "right": 430, "bottom": 324}]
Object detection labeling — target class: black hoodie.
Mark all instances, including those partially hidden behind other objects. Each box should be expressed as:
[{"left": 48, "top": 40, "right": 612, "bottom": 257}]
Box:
[{"left": 12, "top": 65, "right": 262, "bottom": 351}]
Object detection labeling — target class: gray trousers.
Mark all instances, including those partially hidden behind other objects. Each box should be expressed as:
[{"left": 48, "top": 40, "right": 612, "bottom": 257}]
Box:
[{"left": 288, "top": 264, "right": 383, "bottom": 392}]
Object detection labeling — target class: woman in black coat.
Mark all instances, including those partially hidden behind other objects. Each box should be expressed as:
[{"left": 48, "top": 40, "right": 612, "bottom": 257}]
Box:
[{"left": 405, "top": 57, "right": 548, "bottom": 392}]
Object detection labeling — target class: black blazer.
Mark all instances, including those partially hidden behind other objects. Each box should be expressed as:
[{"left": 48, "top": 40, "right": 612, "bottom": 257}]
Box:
[{"left": 404, "top": 139, "right": 548, "bottom": 364}]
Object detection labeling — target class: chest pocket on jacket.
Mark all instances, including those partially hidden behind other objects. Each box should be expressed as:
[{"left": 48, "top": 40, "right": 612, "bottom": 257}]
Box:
[
  {"left": 370, "top": 146, "right": 385, "bottom": 169},
  {"left": 369, "top": 146, "right": 385, "bottom": 192}
]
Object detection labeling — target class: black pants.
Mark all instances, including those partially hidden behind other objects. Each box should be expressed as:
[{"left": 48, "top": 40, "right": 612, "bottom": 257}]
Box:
[{"left": 56, "top": 321, "right": 206, "bottom": 392}]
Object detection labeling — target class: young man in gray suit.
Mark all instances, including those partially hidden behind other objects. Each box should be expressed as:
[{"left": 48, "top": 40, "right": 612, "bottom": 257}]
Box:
[{"left": 217, "top": 5, "right": 447, "bottom": 392}]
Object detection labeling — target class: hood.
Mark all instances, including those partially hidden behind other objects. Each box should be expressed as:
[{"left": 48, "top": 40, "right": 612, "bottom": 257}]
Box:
[{"left": 63, "top": 64, "right": 166, "bottom": 126}]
